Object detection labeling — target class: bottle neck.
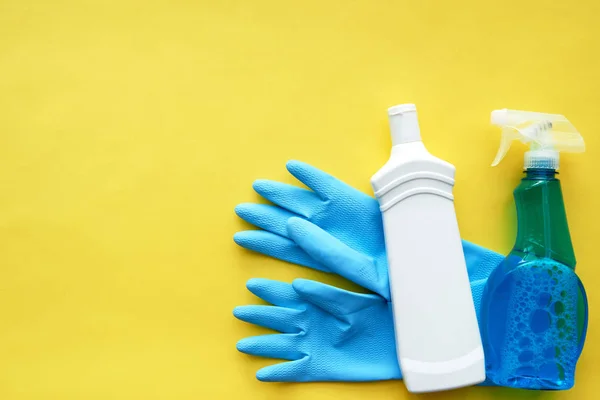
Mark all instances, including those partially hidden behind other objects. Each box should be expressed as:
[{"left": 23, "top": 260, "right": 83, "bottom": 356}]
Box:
[
  {"left": 512, "top": 168, "right": 576, "bottom": 268},
  {"left": 524, "top": 168, "right": 556, "bottom": 180}
]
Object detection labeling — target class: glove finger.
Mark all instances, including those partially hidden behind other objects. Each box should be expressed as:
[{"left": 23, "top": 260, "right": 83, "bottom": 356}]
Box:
[
  {"left": 253, "top": 179, "right": 324, "bottom": 219},
  {"left": 234, "top": 230, "right": 328, "bottom": 272},
  {"left": 235, "top": 203, "right": 297, "bottom": 238},
  {"left": 233, "top": 305, "right": 304, "bottom": 334},
  {"left": 292, "top": 278, "right": 383, "bottom": 317},
  {"left": 245, "top": 278, "right": 303, "bottom": 308},
  {"left": 256, "top": 356, "right": 310, "bottom": 382},
  {"left": 286, "top": 160, "right": 362, "bottom": 201},
  {"left": 236, "top": 333, "right": 303, "bottom": 360},
  {"left": 462, "top": 240, "right": 503, "bottom": 283},
  {"left": 287, "top": 217, "right": 385, "bottom": 296}
]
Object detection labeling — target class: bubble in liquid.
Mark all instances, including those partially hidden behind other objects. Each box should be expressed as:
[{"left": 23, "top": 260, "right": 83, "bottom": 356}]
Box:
[
  {"left": 552, "top": 278, "right": 559, "bottom": 285},
  {"left": 561, "top": 290, "right": 567, "bottom": 298},
  {"left": 519, "top": 351, "right": 534, "bottom": 363},
  {"left": 557, "top": 318, "right": 566, "bottom": 329},
  {"left": 518, "top": 322, "right": 526, "bottom": 331},
  {"left": 537, "top": 293, "right": 552, "bottom": 307},
  {"left": 514, "top": 331, "right": 522, "bottom": 339},
  {"left": 531, "top": 309, "right": 551, "bottom": 333},
  {"left": 553, "top": 266, "right": 558, "bottom": 271},
  {"left": 552, "top": 301, "right": 565, "bottom": 315},
  {"left": 519, "top": 337, "right": 532, "bottom": 348},
  {"left": 559, "top": 332, "right": 565, "bottom": 339}
]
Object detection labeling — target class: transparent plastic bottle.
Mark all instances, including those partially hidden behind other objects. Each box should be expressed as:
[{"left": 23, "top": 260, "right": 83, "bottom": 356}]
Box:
[{"left": 481, "top": 110, "right": 588, "bottom": 389}]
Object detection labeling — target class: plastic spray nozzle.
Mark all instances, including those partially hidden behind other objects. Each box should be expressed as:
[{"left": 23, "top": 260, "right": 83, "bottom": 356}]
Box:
[{"left": 491, "top": 109, "right": 585, "bottom": 170}]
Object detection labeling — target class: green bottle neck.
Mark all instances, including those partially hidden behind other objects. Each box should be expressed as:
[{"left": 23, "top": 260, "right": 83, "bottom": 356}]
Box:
[{"left": 512, "top": 169, "right": 576, "bottom": 268}]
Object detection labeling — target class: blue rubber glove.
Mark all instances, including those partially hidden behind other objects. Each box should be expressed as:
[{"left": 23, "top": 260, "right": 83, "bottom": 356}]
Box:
[
  {"left": 234, "top": 160, "right": 502, "bottom": 304},
  {"left": 234, "top": 161, "right": 504, "bottom": 382},
  {"left": 235, "top": 277, "right": 398, "bottom": 381},
  {"left": 235, "top": 218, "right": 500, "bottom": 382}
]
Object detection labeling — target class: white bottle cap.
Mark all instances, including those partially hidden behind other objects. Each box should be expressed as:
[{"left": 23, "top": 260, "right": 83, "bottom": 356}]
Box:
[
  {"left": 388, "top": 104, "right": 422, "bottom": 145},
  {"left": 525, "top": 150, "right": 560, "bottom": 170}
]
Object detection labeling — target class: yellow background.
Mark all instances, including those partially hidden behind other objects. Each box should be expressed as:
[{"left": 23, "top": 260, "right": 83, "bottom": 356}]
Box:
[{"left": 0, "top": 0, "right": 598, "bottom": 399}]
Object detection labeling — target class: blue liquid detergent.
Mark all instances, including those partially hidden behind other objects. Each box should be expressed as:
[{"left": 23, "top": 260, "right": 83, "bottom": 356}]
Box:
[{"left": 483, "top": 255, "right": 587, "bottom": 389}]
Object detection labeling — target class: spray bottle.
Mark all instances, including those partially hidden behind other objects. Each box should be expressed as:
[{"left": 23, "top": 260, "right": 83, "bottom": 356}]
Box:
[
  {"left": 481, "top": 109, "right": 588, "bottom": 389},
  {"left": 371, "top": 104, "right": 485, "bottom": 393}
]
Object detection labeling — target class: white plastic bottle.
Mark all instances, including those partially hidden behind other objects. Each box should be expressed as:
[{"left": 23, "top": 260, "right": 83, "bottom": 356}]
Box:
[{"left": 371, "top": 104, "right": 485, "bottom": 393}]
